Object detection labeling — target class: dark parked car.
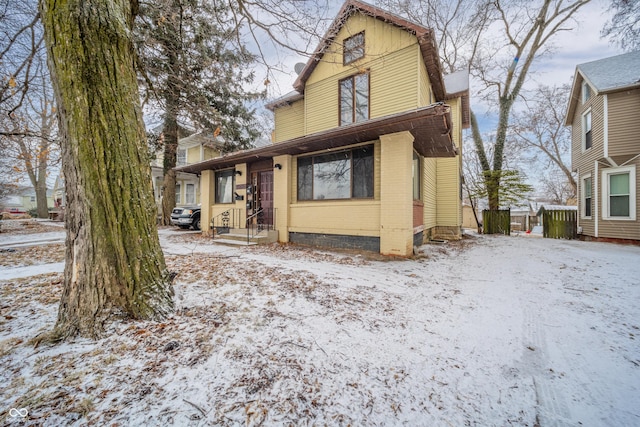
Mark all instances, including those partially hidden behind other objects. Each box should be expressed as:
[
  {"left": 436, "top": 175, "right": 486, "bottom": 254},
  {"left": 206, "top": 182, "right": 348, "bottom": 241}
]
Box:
[{"left": 170, "top": 206, "right": 201, "bottom": 230}]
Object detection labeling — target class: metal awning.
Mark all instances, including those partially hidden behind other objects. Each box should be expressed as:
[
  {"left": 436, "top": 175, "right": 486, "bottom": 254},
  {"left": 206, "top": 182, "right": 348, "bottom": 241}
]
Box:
[{"left": 175, "top": 103, "right": 456, "bottom": 174}]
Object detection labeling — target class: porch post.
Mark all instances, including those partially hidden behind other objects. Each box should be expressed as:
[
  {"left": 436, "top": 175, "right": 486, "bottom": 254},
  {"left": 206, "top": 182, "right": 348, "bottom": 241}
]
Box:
[
  {"left": 273, "top": 154, "right": 291, "bottom": 243},
  {"left": 379, "top": 131, "right": 414, "bottom": 256},
  {"left": 200, "top": 170, "right": 215, "bottom": 236}
]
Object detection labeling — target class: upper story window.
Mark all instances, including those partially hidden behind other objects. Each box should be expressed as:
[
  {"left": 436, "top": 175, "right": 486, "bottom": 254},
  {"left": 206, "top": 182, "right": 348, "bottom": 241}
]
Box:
[
  {"left": 582, "top": 81, "right": 591, "bottom": 104},
  {"left": 340, "top": 72, "right": 369, "bottom": 126},
  {"left": 582, "top": 109, "right": 592, "bottom": 150},
  {"left": 343, "top": 31, "right": 365, "bottom": 65},
  {"left": 177, "top": 148, "right": 187, "bottom": 166},
  {"left": 297, "top": 145, "right": 374, "bottom": 201}
]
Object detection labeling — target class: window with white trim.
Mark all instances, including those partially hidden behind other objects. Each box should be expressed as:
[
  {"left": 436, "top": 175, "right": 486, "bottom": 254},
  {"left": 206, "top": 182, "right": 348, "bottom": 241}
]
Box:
[
  {"left": 582, "top": 81, "right": 591, "bottom": 104},
  {"left": 175, "top": 183, "right": 181, "bottom": 204},
  {"left": 601, "top": 165, "right": 636, "bottom": 220},
  {"left": 582, "top": 109, "right": 592, "bottom": 150},
  {"left": 177, "top": 148, "right": 187, "bottom": 166},
  {"left": 582, "top": 174, "right": 592, "bottom": 218},
  {"left": 185, "top": 183, "right": 195, "bottom": 204}
]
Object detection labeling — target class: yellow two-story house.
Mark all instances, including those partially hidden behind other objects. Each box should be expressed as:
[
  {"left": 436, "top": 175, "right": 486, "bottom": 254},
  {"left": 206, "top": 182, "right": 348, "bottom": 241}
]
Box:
[{"left": 176, "top": 0, "right": 469, "bottom": 256}]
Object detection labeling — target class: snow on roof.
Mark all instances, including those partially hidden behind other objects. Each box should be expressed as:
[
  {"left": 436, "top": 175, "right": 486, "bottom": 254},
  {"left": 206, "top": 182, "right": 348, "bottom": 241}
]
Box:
[
  {"left": 578, "top": 50, "right": 640, "bottom": 93},
  {"left": 443, "top": 69, "right": 469, "bottom": 95}
]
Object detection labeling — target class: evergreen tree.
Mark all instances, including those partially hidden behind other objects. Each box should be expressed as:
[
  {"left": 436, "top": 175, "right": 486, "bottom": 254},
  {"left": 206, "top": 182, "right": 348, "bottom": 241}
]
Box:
[{"left": 135, "top": 0, "right": 263, "bottom": 223}]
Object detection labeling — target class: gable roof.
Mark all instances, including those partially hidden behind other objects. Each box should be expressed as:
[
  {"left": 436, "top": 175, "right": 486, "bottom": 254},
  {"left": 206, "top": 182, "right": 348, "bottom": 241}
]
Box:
[
  {"left": 566, "top": 50, "right": 640, "bottom": 125},
  {"left": 292, "top": 0, "right": 446, "bottom": 101}
]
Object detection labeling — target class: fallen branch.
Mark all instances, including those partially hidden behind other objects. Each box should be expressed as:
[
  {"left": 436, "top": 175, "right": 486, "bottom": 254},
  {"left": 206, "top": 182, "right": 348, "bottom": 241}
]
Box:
[{"left": 183, "top": 399, "right": 208, "bottom": 419}]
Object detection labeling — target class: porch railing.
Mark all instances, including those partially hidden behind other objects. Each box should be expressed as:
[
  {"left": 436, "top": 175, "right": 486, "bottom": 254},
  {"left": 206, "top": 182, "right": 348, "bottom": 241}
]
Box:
[
  {"left": 211, "top": 208, "right": 242, "bottom": 236},
  {"left": 246, "top": 208, "right": 276, "bottom": 244}
]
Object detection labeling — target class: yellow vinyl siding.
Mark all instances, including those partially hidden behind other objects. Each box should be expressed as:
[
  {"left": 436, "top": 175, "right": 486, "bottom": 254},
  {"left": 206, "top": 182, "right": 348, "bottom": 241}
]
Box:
[
  {"left": 305, "top": 45, "right": 421, "bottom": 135},
  {"left": 306, "top": 14, "right": 417, "bottom": 86},
  {"left": 305, "top": 77, "right": 339, "bottom": 134},
  {"left": 423, "top": 157, "right": 437, "bottom": 229},
  {"left": 370, "top": 46, "right": 421, "bottom": 118},
  {"left": 436, "top": 157, "right": 460, "bottom": 226},
  {"left": 607, "top": 89, "right": 640, "bottom": 157},
  {"left": 186, "top": 146, "right": 201, "bottom": 164},
  {"left": 273, "top": 99, "right": 305, "bottom": 143},
  {"left": 418, "top": 55, "right": 432, "bottom": 106},
  {"left": 203, "top": 146, "right": 218, "bottom": 160}
]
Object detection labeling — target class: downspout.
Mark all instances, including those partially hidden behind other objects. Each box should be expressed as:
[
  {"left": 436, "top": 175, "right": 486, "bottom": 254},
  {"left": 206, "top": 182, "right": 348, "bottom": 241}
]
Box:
[
  {"left": 594, "top": 160, "right": 599, "bottom": 238},
  {"left": 603, "top": 95, "right": 617, "bottom": 167},
  {"left": 576, "top": 167, "right": 580, "bottom": 232}
]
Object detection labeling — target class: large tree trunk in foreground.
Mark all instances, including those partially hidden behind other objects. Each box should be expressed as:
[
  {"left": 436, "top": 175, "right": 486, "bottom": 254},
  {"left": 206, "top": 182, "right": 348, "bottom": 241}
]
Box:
[{"left": 40, "top": 0, "right": 174, "bottom": 340}]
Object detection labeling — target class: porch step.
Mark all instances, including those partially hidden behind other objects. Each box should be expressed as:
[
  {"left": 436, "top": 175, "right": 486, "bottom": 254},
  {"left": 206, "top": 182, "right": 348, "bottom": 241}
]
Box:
[{"left": 212, "top": 229, "right": 278, "bottom": 245}]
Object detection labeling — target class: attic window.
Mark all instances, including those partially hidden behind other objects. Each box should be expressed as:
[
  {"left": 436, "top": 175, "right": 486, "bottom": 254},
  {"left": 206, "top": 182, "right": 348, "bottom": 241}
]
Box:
[
  {"left": 343, "top": 31, "right": 365, "bottom": 65},
  {"left": 582, "top": 81, "right": 591, "bottom": 103}
]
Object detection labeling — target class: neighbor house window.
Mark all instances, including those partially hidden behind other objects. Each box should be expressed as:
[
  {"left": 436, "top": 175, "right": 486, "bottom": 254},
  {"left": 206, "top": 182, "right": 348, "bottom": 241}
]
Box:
[
  {"left": 582, "top": 81, "right": 591, "bottom": 103},
  {"left": 340, "top": 73, "right": 369, "bottom": 126},
  {"left": 582, "top": 109, "right": 592, "bottom": 150},
  {"left": 297, "top": 145, "right": 374, "bottom": 201},
  {"left": 185, "top": 183, "right": 195, "bottom": 204},
  {"left": 177, "top": 148, "right": 187, "bottom": 166},
  {"left": 601, "top": 166, "right": 636, "bottom": 220},
  {"left": 175, "top": 183, "right": 181, "bottom": 204},
  {"left": 215, "top": 170, "right": 235, "bottom": 204},
  {"left": 412, "top": 152, "right": 421, "bottom": 200},
  {"left": 343, "top": 31, "right": 364, "bottom": 65},
  {"left": 582, "top": 175, "right": 592, "bottom": 218}
]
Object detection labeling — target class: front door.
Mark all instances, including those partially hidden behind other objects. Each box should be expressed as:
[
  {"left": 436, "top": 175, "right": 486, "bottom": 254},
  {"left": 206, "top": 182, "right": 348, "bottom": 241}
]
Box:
[{"left": 248, "top": 170, "right": 274, "bottom": 227}]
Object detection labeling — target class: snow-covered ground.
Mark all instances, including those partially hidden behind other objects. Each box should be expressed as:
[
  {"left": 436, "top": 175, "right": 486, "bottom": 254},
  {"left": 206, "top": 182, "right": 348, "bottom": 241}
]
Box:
[{"left": 1, "top": 223, "right": 639, "bottom": 426}]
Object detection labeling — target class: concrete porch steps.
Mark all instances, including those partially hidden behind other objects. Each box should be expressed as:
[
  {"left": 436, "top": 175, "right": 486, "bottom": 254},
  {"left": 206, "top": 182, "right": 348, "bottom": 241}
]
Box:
[{"left": 212, "top": 229, "right": 278, "bottom": 246}]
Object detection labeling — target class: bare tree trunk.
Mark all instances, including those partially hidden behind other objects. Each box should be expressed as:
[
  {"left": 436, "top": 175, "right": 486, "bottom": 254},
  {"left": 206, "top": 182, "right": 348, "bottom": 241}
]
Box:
[
  {"left": 39, "top": 0, "right": 174, "bottom": 340},
  {"left": 160, "top": 110, "right": 179, "bottom": 225}
]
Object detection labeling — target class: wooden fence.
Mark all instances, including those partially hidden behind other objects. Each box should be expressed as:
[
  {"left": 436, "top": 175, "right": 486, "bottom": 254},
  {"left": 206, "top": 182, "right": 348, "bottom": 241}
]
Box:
[
  {"left": 483, "top": 209, "right": 510, "bottom": 235},
  {"left": 542, "top": 209, "right": 577, "bottom": 239}
]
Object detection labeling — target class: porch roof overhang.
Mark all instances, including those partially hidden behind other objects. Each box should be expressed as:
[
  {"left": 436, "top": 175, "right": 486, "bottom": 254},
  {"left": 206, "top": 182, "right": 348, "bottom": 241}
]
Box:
[{"left": 175, "top": 103, "right": 455, "bottom": 174}]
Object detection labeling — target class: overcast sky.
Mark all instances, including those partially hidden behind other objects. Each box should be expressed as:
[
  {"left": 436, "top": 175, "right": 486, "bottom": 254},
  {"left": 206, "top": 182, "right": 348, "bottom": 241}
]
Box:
[{"left": 259, "top": 0, "right": 624, "bottom": 107}]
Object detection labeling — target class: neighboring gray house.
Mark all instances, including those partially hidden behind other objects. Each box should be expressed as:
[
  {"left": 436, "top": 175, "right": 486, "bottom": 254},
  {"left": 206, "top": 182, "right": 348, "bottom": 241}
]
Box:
[{"left": 566, "top": 51, "right": 640, "bottom": 242}]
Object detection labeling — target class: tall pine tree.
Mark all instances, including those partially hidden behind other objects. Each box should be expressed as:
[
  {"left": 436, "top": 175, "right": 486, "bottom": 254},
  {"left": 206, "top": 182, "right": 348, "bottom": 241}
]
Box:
[{"left": 135, "top": 0, "right": 263, "bottom": 223}]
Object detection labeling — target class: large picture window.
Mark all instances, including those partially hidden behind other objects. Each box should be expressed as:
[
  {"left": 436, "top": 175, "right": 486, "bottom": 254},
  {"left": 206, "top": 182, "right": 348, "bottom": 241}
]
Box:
[
  {"left": 297, "top": 145, "right": 374, "bottom": 201},
  {"left": 343, "top": 31, "right": 364, "bottom": 65},
  {"left": 215, "top": 170, "right": 235, "bottom": 204},
  {"left": 340, "top": 73, "right": 369, "bottom": 126},
  {"left": 601, "top": 166, "right": 636, "bottom": 220}
]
